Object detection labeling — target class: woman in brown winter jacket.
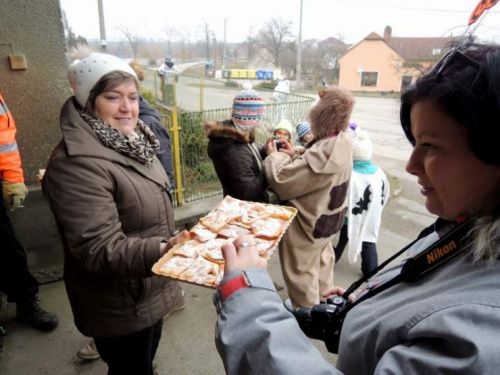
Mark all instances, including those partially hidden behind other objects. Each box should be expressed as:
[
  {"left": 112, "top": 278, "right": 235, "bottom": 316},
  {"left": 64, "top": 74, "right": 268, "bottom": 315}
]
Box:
[{"left": 42, "top": 53, "right": 187, "bottom": 375}]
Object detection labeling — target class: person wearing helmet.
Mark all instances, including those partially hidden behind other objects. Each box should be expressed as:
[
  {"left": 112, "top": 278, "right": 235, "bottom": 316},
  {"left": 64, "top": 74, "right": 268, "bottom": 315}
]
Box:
[{"left": 157, "top": 57, "right": 178, "bottom": 105}]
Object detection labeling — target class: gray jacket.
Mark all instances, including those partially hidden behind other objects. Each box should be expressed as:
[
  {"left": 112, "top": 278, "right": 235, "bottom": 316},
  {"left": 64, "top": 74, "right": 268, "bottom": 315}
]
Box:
[{"left": 215, "top": 223, "right": 500, "bottom": 374}]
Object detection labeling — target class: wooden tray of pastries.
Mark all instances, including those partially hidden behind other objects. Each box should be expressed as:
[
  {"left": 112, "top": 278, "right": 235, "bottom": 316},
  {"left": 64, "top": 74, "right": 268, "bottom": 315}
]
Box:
[{"left": 152, "top": 195, "right": 297, "bottom": 288}]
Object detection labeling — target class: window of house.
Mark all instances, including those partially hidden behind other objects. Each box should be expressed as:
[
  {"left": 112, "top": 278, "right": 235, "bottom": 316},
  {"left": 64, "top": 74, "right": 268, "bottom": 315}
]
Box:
[
  {"left": 401, "top": 75, "right": 413, "bottom": 91},
  {"left": 432, "top": 48, "right": 442, "bottom": 55},
  {"left": 361, "top": 72, "right": 378, "bottom": 87}
]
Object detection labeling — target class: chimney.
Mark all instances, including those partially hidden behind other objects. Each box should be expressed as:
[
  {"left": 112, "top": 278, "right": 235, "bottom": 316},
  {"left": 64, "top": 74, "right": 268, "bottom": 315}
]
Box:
[{"left": 383, "top": 26, "right": 392, "bottom": 41}]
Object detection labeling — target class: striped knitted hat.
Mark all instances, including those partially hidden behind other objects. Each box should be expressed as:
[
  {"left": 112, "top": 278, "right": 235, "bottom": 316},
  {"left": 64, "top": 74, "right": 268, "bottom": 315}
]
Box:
[
  {"left": 296, "top": 121, "right": 311, "bottom": 139},
  {"left": 231, "top": 87, "right": 265, "bottom": 132}
]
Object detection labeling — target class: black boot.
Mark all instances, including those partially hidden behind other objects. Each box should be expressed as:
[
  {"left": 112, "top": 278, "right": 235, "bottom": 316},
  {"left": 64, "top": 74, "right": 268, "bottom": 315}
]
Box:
[{"left": 16, "top": 295, "right": 59, "bottom": 331}]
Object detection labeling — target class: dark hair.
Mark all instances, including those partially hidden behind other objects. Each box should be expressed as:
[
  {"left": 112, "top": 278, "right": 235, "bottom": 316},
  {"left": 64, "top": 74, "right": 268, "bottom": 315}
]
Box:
[
  {"left": 85, "top": 70, "right": 138, "bottom": 113},
  {"left": 400, "top": 42, "right": 500, "bottom": 165}
]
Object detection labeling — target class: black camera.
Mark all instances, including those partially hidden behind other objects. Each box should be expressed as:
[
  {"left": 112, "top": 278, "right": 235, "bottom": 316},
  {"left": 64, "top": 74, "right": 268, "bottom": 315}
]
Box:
[
  {"left": 275, "top": 140, "right": 285, "bottom": 150},
  {"left": 289, "top": 296, "right": 348, "bottom": 353}
]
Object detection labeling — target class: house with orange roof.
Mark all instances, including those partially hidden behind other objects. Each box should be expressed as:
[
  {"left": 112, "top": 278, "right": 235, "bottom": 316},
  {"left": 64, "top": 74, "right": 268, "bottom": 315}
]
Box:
[{"left": 338, "top": 26, "right": 453, "bottom": 93}]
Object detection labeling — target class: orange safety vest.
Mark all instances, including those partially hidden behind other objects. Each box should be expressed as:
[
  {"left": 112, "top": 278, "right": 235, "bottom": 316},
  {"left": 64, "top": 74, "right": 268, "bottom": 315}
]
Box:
[{"left": 0, "top": 92, "right": 24, "bottom": 183}]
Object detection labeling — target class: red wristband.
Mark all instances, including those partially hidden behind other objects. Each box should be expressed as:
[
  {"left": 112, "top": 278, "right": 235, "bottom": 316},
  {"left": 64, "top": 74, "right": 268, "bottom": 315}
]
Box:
[{"left": 218, "top": 274, "right": 249, "bottom": 301}]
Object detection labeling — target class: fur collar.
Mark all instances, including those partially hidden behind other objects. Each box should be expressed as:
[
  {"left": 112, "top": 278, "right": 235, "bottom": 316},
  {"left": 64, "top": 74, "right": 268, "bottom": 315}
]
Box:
[{"left": 205, "top": 121, "right": 255, "bottom": 143}]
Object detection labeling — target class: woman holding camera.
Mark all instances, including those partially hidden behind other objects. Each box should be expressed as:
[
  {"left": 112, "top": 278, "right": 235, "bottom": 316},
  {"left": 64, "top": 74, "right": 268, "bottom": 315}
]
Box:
[
  {"left": 205, "top": 86, "right": 268, "bottom": 202},
  {"left": 214, "top": 41, "right": 500, "bottom": 374}
]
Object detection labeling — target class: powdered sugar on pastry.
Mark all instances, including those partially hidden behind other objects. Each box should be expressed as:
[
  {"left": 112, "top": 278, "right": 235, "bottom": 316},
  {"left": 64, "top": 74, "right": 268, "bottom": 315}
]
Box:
[
  {"left": 200, "top": 209, "right": 240, "bottom": 232},
  {"left": 159, "top": 255, "right": 193, "bottom": 276},
  {"left": 172, "top": 240, "right": 201, "bottom": 258},
  {"left": 251, "top": 218, "right": 283, "bottom": 239},
  {"left": 218, "top": 223, "right": 252, "bottom": 238},
  {"left": 152, "top": 195, "right": 297, "bottom": 288},
  {"left": 190, "top": 224, "right": 218, "bottom": 242}
]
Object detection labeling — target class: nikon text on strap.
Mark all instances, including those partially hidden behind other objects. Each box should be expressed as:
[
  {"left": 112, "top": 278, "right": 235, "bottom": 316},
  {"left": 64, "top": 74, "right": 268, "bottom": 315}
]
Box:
[{"left": 342, "top": 220, "right": 471, "bottom": 313}]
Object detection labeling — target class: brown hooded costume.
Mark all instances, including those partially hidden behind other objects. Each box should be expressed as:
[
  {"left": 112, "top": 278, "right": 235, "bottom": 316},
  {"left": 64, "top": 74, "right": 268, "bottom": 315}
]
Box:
[{"left": 264, "top": 87, "right": 354, "bottom": 307}]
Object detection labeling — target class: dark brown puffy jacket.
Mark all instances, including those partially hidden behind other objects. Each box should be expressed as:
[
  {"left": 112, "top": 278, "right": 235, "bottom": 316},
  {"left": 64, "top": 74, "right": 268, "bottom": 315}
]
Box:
[
  {"left": 43, "top": 98, "right": 182, "bottom": 337},
  {"left": 206, "top": 121, "right": 267, "bottom": 202}
]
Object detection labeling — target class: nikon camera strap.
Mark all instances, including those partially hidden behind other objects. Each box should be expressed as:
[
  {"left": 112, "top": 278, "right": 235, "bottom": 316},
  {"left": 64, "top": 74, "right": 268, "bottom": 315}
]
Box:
[{"left": 342, "top": 220, "right": 471, "bottom": 314}]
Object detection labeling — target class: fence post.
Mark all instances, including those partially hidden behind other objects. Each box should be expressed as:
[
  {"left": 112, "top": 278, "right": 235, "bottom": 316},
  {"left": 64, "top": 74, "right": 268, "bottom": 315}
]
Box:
[
  {"left": 170, "top": 107, "right": 185, "bottom": 206},
  {"left": 200, "top": 77, "right": 204, "bottom": 113}
]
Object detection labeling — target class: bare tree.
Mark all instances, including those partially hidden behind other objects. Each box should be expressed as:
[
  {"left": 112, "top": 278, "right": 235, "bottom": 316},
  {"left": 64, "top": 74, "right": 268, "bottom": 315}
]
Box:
[
  {"left": 119, "top": 25, "right": 142, "bottom": 60},
  {"left": 62, "top": 10, "right": 87, "bottom": 50},
  {"left": 175, "top": 28, "right": 193, "bottom": 60},
  {"left": 246, "top": 26, "right": 255, "bottom": 67},
  {"left": 255, "top": 18, "right": 294, "bottom": 67},
  {"left": 163, "top": 25, "right": 179, "bottom": 57}
]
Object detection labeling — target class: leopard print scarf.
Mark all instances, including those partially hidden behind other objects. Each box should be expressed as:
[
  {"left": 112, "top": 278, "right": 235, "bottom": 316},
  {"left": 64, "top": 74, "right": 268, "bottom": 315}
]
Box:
[{"left": 80, "top": 112, "right": 160, "bottom": 166}]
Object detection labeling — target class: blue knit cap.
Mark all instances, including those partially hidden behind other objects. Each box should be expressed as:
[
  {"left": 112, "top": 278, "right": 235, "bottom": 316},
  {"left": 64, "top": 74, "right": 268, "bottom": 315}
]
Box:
[{"left": 296, "top": 121, "right": 311, "bottom": 139}]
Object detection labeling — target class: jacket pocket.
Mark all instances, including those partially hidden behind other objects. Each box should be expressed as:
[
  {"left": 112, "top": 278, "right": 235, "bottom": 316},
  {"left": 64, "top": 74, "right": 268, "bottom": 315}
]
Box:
[{"left": 128, "top": 279, "right": 145, "bottom": 304}]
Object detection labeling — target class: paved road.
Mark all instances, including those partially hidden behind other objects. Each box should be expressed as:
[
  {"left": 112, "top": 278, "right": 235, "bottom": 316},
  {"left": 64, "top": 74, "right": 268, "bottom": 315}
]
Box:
[{"left": 0, "top": 95, "right": 436, "bottom": 374}]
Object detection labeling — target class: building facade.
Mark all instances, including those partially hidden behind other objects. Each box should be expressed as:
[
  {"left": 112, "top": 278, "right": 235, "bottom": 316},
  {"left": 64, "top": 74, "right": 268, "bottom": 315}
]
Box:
[{"left": 338, "top": 26, "right": 453, "bottom": 93}]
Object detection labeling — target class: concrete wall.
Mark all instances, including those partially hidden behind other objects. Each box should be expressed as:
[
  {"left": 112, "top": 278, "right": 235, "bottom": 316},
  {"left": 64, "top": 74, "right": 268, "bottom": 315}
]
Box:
[
  {"left": 0, "top": 0, "right": 70, "bottom": 185},
  {"left": 0, "top": 0, "right": 70, "bottom": 281}
]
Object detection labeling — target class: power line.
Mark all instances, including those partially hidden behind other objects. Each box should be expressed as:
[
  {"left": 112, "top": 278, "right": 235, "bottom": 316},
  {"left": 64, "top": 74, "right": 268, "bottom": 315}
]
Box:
[{"left": 337, "top": 0, "right": 499, "bottom": 14}]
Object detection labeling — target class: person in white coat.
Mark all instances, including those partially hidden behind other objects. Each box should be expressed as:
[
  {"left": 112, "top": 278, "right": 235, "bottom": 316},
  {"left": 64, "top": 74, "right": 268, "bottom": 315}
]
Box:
[
  {"left": 157, "top": 57, "right": 178, "bottom": 105},
  {"left": 334, "top": 128, "right": 389, "bottom": 276}
]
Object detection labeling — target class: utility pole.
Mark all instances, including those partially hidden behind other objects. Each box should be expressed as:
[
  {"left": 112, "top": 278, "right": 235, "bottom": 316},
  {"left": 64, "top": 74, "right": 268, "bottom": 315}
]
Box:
[
  {"left": 213, "top": 33, "right": 217, "bottom": 68},
  {"left": 222, "top": 18, "right": 227, "bottom": 71},
  {"left": 247, "top": 26, "right": 252, "bottom": 69},
  {"left": 296, "top": 0, "right": 303, "bottom": 88},
  {"left": 97, "top": 0, "right": 107, "bottom": 51}
]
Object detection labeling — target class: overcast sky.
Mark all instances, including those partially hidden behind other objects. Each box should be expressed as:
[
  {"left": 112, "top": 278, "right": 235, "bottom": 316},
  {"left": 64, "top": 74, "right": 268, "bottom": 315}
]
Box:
[{"left": 59, "top": 0, "right": 500, "bottom": 45}]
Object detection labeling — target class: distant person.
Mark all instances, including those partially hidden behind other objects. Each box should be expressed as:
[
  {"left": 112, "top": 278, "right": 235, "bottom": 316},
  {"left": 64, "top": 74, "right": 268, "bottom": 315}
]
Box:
[
  {"left": 205, "top": 85, "right": 268, "bottom": 202},
  {"left": 296, "top": 120, "right": 313, "bottom": 147},
  {"left": 0, "top": 91, "right": 58, "bottom": 333},
  {"left": 263, "top": 86, "right": 354, "bottom": 308},
  {"left": 43, "top": 53, "right": 188, "bottom": 374},
  {"left": 157, "top": 57, "right": 178, "bottom": 106},
  {"left": 334, "top": 128, "right": 390, "bottom": 277},
  {"left": 272, "top": 78, "right": 290, "bottom": 122},
  {"left": 272, "top": 78, "right": 290, "bottom": 103}
]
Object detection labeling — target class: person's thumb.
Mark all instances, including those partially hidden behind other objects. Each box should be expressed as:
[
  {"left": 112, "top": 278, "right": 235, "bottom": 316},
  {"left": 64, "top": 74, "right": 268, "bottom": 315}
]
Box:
[{"left": 221, "top": 242, "right": 241, "bottom": 275}]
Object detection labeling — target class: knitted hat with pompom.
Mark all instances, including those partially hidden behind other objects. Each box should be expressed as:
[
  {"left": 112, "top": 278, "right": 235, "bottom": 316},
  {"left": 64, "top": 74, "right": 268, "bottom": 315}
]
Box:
[
  {"left": 231, "top": 83, "right": 265, "bottom": 132},
  {"left": 67, "top": 53, "right": 137, "bottom": 108},
  {"left": 352, "top": 128, "right": 373, "bottom": 161}
]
